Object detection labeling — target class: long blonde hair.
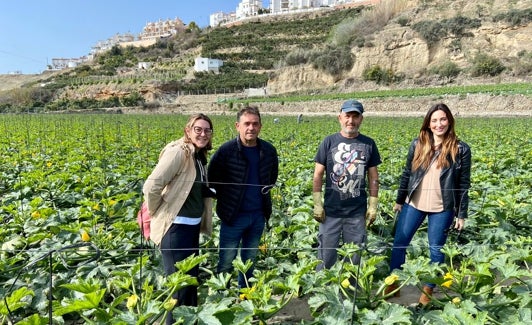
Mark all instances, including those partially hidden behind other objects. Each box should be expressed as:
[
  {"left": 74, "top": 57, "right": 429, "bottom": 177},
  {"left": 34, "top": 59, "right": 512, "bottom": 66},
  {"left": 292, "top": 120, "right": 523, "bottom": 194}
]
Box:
[{"left": 412, "top": 103, "right": 459, "bottom": 171}]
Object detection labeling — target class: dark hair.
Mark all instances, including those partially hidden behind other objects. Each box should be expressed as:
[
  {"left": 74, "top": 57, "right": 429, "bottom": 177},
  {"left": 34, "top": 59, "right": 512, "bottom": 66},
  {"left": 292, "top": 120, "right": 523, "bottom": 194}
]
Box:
[
  {"left": 413, "top": 103, "right": 459, "bottom": 170},
  {"left": 184, "top": 113, "right": 213, "bottom": 162},
  {"left": 237, "top": 106, "right": 261, "bottom": 124}
]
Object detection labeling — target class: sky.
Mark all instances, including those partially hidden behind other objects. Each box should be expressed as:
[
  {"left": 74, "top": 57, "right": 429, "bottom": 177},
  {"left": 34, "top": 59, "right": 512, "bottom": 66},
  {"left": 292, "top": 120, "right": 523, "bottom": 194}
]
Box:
[{"left": 0, "top": 1, "right": 268, "bottom": 75}]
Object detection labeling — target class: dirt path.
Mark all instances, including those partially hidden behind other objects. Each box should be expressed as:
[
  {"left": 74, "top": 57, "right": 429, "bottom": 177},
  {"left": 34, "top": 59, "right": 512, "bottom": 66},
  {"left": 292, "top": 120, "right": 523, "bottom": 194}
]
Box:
[
  {"left": 268, "top": 285, "right": 443, "bottom": 323},
  {"left": 134, "top": 93, "right": 532, "bottom": 117}
]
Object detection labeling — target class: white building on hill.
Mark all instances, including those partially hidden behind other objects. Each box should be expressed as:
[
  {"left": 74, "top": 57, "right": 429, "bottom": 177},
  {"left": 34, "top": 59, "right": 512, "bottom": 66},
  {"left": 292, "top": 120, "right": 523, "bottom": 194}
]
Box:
[
  {"left": 210, "top": 0, "right": 374, "bottom": 27},
  {"left": 210, "top": 11, "right": 236, "bottom": 27},
  {"left": 269, "top": 0, "right": 362, "bottom": 13},
  {"left": 194, "top": 57, "right": 224, "bottom": 73},
  {"left": 91, "top": 33, "right": 136, "bottom": 54},
  {"left": 139, "top": 17, "right": 186, "bottom": 40},
  {"left": 236, "top": 0, "right": 263, "bottom": 19},
  {"left": 50, "top": 56, "right": 90, "bottom": 70}
]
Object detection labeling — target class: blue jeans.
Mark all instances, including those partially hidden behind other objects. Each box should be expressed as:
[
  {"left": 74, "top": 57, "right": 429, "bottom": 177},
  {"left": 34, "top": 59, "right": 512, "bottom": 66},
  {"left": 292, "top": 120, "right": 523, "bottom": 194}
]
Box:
[
  {"left": 389, "top": 203, "right": 454, "bottom": 288},
  {"left": 217, "top": 213, "right": 265, "bottom": 288}
]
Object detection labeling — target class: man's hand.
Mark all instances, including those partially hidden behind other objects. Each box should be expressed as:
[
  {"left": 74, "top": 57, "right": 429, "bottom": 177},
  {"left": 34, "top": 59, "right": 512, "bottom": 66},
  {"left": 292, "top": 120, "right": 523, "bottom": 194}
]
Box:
[
  {"left": 366, "top": 196, "right": 379, "bottom": 226},
  {"left": 312, "top": 192, "right": 325, "bottom": 223}
]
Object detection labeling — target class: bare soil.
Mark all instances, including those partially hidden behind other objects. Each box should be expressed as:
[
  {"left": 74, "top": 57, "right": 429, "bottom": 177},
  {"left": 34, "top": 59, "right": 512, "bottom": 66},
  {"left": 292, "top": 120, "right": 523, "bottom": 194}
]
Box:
[
  {"left": 129, "top": 92, "right": 532, "bottom": 118},
  {"left": 268, "top": 285, "right": 440, "bottom": 323}
]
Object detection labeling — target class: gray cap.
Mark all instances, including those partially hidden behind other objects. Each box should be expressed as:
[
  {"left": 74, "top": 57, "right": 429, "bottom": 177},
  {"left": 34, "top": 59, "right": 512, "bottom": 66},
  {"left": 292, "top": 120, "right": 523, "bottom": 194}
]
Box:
[{"left": 341, "top": 99, "right": 364, "bottom": 114}]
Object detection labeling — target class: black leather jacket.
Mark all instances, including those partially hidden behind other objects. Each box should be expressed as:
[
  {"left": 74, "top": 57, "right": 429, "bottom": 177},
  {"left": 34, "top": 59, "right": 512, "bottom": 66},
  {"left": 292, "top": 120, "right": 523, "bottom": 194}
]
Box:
[
  {"left": 208, "top": 136, "right": 279, "bottom": 224},
  {"left": 396, "top": 139, "right": 471, "bottom": 219}
]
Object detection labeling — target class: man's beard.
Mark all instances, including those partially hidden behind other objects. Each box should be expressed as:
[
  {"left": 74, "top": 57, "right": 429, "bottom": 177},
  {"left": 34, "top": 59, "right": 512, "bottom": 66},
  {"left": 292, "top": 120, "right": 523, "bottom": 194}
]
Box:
[{"left": 343, "top": 126, "right": 359, "bottom": 135}]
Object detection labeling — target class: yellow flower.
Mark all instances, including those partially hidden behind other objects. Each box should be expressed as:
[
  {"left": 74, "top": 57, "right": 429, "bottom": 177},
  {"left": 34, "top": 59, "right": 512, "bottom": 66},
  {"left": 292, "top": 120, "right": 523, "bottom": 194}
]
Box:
[
  {"left": 92, "top": 204, "right": 100, "bottom": 211},
  {"left": 442, "top": 272, "right": 453, "bottom": 288},
  {"left": 126, "top": 294, "right": 138, "bottom": 309},
  {"left": 452, "top": 297, "right": 461, "bottom": 305},
  {"left": 46, "top": 162, "right": 52, "bottom": 167},
  {"left": 81, "top": 231, "right": 91, "bottom": 242},
  {"left": 341, "top": 278, "right": 351, "bottom": 289},
  {"left": 239, "top": 285, "right": 256, "bottom": 300},
  {"left": 163, "top": 298, "right": 177, "bottom": 311},
  {"left": 31, "top": 211, "right": 41, "bottom": 218},
  {"left": 259, "top": 244, "right": 267, "bottom": 254},
  {"left": 384, "top": 274, "right": 399, "bottom": 286},
  {"left": 109, "top": 199, "right": 117, "bottom": 206}
]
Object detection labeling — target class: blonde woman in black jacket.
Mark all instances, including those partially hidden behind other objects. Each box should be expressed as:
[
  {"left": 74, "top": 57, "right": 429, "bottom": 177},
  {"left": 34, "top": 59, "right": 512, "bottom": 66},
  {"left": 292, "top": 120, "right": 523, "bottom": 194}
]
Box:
[{"left": 385, "top": 103, "right": 471, "bottom": 305}]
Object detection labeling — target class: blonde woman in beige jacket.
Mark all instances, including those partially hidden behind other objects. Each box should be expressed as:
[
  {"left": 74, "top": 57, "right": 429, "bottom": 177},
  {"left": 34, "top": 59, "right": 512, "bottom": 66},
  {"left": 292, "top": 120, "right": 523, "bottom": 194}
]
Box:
[{"left": 143, "top": 113, "right": 214, "bottom": 323}]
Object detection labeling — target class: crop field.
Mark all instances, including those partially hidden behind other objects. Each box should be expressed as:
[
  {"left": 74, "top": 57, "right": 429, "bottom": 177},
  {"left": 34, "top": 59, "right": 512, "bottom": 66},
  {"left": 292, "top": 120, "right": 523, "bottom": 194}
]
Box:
[{"left": 0, "top": 113, "right": 530, "bottom": 324}]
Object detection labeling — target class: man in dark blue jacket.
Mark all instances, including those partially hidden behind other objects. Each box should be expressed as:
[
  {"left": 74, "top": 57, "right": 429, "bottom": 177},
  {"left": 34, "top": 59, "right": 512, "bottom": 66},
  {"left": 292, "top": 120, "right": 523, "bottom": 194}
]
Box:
[{"left": 208, "top": 106, "right": 279, "bottom": 288}]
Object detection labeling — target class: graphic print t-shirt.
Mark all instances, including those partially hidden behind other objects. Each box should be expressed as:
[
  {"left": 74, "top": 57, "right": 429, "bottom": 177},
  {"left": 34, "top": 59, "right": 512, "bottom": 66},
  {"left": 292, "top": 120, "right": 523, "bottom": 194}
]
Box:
[{"left": 314, "top": 133, "right": 381, "bottom": 218}]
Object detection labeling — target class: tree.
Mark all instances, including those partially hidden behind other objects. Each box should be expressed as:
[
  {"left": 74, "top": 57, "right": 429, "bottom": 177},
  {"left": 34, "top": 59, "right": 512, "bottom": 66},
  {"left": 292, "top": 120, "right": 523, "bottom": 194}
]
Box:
[{"left": 187, "top": 21, "right": 201, "bottom": 33}]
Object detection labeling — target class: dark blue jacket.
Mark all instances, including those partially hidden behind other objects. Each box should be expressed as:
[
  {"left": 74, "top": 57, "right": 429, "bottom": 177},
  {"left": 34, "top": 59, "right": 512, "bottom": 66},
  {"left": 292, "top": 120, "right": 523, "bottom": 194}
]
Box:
[{"left": 208, "top": 136, "right": 279, "bottom": 224}]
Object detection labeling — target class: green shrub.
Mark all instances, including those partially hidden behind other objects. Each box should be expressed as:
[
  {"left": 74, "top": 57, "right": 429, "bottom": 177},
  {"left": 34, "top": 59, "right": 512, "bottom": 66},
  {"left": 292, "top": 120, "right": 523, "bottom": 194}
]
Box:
[
  {"left": 470, "top": 53, "right": 505, "bottom": 77},
  {"left": 310, "top": 46, "right": 353, "bottom": 76},
  {"left": 73, "top": 65, "right": 95, "bottom": 77},
  {"left": 443, "top": 16, "right": 481, "bottom": 36},
  {"left": 362, "top": 65, "right": 396, "bottom": 85},
  {"left": 330, "top": 17, "right": 359, "bottom": 47},
  {"left": 429, "top": 61, "right": 461, "bottom": 79},
  {"left": 121, "top": 92, "right": 145, "bottom": 107},
  {"left": 397, "top": 16, "right": 409, "bottom": 26},
  {"left": 0, "top": 102, "right": 12, "bottom": 113},
  {"left": 412, "top": 20, "right": 445, "bottom": 46},
  {"left": 284, "top": 48, "right": 311, "bottom": 66},
  {"left": 448, "top": 39, "right": 462, "bottom": 53},
  {"left": 99, "top": 96, "right": 120, "bottom": 108},
  {"left": 412, "top": 16, "right": 481, "bottom": 46},
  {"left": 493, "top": 8, "right": 532, "bottom": 26},
  {"left": 509, "top": 50, "right": 532, "bottom": 76}
]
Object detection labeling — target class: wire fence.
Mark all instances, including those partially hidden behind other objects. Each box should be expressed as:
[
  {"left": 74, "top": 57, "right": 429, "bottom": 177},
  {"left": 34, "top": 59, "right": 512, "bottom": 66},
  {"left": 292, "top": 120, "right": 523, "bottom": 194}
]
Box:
[{"left": 1, "top": 114, "right": 530, "bottom": 324}]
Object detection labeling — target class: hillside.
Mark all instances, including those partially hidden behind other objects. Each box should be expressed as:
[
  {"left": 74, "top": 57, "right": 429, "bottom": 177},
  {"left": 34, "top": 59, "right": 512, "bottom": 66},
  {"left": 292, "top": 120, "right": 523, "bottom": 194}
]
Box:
[
  {"left": 0, "top": 0, "right": 530, "bottom": 116},
  {"left": 268, "top": 0, "right": 532, "bottom": 93}
]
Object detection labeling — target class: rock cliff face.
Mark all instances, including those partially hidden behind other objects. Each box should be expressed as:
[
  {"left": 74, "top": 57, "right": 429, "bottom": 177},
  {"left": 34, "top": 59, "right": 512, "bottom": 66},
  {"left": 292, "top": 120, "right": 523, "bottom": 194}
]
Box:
[
  {"left": 266, "top": 65, "right": 337, "bottom": 94},
  {"left": 267, "top": 0, "right": 531, "bottom": 94},
  {"left": 1, "top": 0, "right": 529, "bottom": 116}
]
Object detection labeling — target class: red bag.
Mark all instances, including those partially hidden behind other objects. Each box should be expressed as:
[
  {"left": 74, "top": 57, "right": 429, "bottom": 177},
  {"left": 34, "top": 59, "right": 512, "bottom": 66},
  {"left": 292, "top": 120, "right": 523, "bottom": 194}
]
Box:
[{"left": 137, "top": 202, "right": 151, "bottom": 240}]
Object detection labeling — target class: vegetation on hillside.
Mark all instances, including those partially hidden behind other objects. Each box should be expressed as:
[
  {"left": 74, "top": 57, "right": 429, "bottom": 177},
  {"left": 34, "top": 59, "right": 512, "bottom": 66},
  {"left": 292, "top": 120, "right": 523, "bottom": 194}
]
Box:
[
  {"left": 411, "top": 16, "right": 481, "bottom": 46},
  {"left": 0, "top": 2, "right": 531, "bottom": 113},
  {"left": 200, "top": 7, "right": 364, "bottom": 69}
]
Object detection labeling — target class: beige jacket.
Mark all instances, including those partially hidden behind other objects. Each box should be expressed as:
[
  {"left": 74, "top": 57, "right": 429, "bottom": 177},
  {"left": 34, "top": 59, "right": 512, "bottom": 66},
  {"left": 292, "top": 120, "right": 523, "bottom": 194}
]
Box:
[{"left": 143, "top": 137, "right": 212, "bottom": 246}]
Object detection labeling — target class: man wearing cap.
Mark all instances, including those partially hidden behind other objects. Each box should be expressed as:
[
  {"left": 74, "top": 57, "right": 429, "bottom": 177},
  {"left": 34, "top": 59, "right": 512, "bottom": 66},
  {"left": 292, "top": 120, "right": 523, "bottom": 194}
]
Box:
[{"left": 312, "top": 99, "right": 382, "bottom": 271}]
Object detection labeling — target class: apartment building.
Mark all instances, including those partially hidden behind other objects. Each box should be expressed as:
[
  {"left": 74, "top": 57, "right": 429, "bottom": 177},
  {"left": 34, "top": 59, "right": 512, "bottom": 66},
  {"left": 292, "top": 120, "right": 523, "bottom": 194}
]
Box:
[
  {"left": 236, "top": 0, "right": 263, "bottom": 20},
  {"left": 90, "top": 33, "right": 136, "bottom": 56},
  {"left": 210, "top": 0, "right": 373, "bottom": 27},
  {"left": 210, "top": 11, "right": 237, "bottom": 28},
  {"left": 139, "top": 17, "right": 186, "bottom": 40},
  {"left": 270, "top": 0, "right": 319, "bottom": 13},
  {"left": 50, "top": 56, "right": 90, "bottom": 70}
]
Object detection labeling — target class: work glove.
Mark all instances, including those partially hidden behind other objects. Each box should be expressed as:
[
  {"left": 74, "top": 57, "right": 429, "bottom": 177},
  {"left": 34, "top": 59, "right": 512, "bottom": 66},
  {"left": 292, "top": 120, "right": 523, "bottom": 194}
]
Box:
[
  {"left": 366, "top": 196, "right": 378, "bottom": 226},
  {"left": 312, "top": 192, "right": 325, "bottom": 223}
]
